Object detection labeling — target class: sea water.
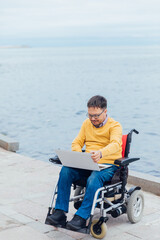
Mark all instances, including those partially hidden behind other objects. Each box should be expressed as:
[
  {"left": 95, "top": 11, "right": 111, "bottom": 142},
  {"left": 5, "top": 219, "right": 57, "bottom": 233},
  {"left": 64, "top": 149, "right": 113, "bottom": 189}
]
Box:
[{"left": 0, "top": 46, "right": 160, "bottom": 177}]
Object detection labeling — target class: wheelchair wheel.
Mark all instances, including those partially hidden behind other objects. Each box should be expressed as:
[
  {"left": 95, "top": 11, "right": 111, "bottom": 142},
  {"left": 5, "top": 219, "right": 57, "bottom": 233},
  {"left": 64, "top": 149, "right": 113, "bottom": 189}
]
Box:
[
  {"left": 127, "top": 190, "right": 144, "bottom": 223},
  {"left": 90, "top": 219, "right": 107, "bottom": 239}
]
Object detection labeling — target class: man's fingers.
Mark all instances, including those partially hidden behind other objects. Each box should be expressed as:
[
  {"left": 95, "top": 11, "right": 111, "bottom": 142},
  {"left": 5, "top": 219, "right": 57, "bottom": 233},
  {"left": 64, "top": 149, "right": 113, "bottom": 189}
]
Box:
[
  {"left": 91, "top": 154, "right": 97, "bottom": 159},
  {"left": 93, "top": 158, "right": 99, "bottom": 163},
  {"left": 90, "top": 151, "right": 95, "bottom": 155},
  {"left": 90, "top": 151, "right": 101, "bottom": 163},
  {"left": 90, "top": 151, "right": 98, "bottom": 156},
  {"left": 91, "top": 155, "right": 97, "bottom": 161},
  {"left": 92, "top": 155, "right": 99, "bottom": 161}
]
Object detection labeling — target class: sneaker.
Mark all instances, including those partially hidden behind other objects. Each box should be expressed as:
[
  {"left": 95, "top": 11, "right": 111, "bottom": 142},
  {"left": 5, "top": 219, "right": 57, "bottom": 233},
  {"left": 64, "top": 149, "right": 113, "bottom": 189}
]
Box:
[
  {"left": 66, "top": 215, "right": 86, "bottom": 231},
  {"left": 46, "top": 209, "right": 66, "bottom": 226}
]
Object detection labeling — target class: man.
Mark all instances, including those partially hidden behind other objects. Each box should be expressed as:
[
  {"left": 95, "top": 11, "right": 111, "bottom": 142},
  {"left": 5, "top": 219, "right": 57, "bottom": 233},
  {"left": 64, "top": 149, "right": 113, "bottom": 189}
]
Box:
[{"left": 47, "top": 95, "right": 122, "bottom": 230}]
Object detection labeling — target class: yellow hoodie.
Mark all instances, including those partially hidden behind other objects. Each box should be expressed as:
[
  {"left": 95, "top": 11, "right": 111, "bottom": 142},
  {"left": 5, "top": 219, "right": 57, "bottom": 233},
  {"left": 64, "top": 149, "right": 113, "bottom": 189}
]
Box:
[{"left": 72, "top": 117, "right": 122, "bottom": 165}]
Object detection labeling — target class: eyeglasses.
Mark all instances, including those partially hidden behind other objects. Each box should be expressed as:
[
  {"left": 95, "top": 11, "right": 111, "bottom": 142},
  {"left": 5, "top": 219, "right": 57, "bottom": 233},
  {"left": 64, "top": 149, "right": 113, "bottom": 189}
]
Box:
[{"left": 86, "top": 109, "right": 105, "bottom": 119}]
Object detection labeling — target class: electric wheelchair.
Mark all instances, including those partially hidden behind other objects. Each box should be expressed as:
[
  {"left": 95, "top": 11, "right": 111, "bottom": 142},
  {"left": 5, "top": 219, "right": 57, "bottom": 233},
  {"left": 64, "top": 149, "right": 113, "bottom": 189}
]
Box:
[{"left": 45, "top": 129, "right": 144, "bottom": 239}]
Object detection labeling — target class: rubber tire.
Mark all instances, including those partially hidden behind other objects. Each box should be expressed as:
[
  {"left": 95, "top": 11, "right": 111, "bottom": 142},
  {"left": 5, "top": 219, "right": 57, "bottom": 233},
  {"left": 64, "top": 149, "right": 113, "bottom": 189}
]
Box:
[
  {"left": 127, "top": 190, "right": 144, "bottom": 223},
  {"left": 90, "top": 219, "right": 107, "bottom": 239}
]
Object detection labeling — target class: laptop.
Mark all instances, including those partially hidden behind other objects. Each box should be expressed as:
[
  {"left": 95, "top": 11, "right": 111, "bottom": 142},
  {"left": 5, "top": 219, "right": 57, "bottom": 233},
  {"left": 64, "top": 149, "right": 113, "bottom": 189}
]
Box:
[{"left": 55, "top": 150, "right": 112, "bottom": 171}]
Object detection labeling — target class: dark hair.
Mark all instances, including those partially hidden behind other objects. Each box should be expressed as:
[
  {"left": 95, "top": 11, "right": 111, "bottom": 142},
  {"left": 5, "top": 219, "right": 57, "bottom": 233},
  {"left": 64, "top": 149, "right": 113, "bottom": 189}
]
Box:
[{"left": 87, "top": 95, "right": 107, "bottom": 109}]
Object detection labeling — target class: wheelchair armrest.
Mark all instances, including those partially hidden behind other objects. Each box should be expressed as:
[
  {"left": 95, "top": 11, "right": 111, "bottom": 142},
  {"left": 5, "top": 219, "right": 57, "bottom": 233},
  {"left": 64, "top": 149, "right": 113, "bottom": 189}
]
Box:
[
  {"left": 49, "top": 155, "right": 62, "bottom": 165},
  {"left": 114, "top": 157, "right": 140, "bottom": 166}
]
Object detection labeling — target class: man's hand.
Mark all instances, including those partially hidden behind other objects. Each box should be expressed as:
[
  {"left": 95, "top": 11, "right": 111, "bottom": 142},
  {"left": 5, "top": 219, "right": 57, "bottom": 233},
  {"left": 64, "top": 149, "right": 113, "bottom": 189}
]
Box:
[{"left": 90, "top": 150, "right": 102, "bottom": 163}]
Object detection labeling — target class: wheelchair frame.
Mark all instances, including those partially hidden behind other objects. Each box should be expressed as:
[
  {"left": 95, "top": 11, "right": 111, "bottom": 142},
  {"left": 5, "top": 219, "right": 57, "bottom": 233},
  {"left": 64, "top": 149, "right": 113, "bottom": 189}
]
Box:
[{"left": 45, "top": 129, "right": 144, "bottom": 238}]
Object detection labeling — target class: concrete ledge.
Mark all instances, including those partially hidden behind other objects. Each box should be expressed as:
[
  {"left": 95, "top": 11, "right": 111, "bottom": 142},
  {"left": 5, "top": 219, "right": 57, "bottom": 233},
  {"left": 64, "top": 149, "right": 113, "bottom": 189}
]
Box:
[
  {"left": 128, "top": 170, "right": 160, "bottom": 196},
  {"left": 0, "top": 134, "right": 19, "bottom": 152}
]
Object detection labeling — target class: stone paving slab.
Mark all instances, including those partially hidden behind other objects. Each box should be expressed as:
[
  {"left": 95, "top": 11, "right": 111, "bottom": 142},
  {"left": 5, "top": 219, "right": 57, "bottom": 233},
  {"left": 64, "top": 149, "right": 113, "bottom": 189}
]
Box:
[
  {"left": 0, "top": 147, "right": 160, "bottom": 240},
  {"left": 0, "top": 225, "right": 53, "bottom": 240},
  {"left": 0, "top": 213, "right": 21, "bottom": 231}
]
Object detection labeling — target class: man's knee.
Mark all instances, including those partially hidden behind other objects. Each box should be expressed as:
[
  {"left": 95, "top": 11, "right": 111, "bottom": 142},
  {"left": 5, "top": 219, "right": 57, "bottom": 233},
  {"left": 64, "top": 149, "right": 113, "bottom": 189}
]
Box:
[
  {"left": 59, "top": 166, "right": 80, "bottom": 182},
  {"left": 60, "top": 166, "right": 70, "bottom": 174},
  {"left": 59, "top": 166, "right": 72, "bottom": 179},
  {"left": 86, "top": 171, "right": 102, "bottom": 190}
]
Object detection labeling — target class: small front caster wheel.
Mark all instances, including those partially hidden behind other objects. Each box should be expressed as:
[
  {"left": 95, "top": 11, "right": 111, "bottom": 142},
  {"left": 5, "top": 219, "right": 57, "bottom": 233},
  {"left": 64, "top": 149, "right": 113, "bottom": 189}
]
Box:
[{"left": 90, "top": 219, "right": 107, "bottom": 239}]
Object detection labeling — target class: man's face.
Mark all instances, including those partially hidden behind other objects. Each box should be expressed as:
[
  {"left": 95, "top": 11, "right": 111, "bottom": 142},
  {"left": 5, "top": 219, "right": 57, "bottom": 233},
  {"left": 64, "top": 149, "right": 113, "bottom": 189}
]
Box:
[{"left": 87, "top": 107, "right": 107, "bottom": 127}]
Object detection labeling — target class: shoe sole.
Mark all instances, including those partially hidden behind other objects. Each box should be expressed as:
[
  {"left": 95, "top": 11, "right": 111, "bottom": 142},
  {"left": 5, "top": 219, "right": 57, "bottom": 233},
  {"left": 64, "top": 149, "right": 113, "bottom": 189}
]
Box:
[
  {"left": 46, "top": 216, "right": 66, "bottom": 227},
  {"left": 66, "top": 222, "right": 86, "bottom": 231}
]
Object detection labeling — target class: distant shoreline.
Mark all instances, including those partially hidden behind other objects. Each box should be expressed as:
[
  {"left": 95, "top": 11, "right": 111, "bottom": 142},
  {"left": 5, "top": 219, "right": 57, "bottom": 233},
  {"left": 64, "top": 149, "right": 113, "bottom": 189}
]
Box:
[{"left": 0, "top": 45, "right": 30, "bottom": 49}]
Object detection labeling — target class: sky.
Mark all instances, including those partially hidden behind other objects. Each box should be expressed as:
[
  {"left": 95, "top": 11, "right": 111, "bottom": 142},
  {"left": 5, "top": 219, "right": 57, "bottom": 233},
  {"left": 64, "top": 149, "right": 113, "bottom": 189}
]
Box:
[{"left": 0, "top": 0, "right": 160, "bottom": 47}]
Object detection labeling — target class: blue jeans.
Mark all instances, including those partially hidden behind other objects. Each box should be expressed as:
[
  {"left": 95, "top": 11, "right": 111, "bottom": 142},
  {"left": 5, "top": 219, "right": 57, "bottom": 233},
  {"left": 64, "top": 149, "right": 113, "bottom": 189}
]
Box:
[{"left": 55, "top": 165, "right": 118, "bottom": 220}]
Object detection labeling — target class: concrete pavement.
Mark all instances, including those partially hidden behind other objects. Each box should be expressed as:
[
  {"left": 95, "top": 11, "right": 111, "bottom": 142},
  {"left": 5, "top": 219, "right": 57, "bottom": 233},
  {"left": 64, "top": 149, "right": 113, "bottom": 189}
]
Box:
[{"left": 0, "top": 147, "right": 160, "bottom": 239}]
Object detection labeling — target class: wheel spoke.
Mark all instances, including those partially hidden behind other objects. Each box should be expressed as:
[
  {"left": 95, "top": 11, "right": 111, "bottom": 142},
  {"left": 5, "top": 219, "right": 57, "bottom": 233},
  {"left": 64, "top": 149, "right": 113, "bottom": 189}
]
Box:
[{"left": 133, "top": 197, "right": 142, "bottom": 217}]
